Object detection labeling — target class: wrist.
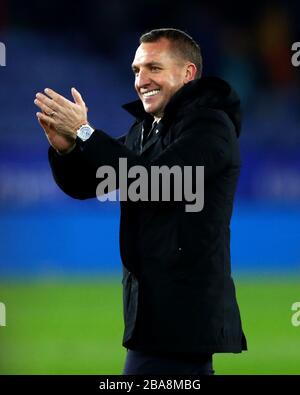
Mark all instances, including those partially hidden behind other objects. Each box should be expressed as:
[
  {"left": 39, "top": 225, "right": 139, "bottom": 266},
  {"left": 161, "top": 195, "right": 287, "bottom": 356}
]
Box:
[
  {"left": 76, "top": 123, "right": 95, "bottom": 141},
  {"left": 73, "top": 120, "right": 89, "bottom": 133}
]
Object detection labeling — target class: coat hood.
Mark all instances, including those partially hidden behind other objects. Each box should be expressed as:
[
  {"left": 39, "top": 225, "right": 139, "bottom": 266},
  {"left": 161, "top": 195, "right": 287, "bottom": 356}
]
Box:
[{"left": 122, "top": 76, "right": 242, "bottom": 137}]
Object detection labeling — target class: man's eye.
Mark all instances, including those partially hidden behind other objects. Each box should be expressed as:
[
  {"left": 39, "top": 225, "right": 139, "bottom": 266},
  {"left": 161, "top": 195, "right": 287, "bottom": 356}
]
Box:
[{"left": 151, "top": 67, "right": 160, "bottom": 72}]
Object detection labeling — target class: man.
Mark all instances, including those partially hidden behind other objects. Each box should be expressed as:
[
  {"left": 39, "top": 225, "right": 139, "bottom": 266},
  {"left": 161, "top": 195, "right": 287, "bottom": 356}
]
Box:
[{"left": 35, "top": 28, "right": 247, "bottom": 375}]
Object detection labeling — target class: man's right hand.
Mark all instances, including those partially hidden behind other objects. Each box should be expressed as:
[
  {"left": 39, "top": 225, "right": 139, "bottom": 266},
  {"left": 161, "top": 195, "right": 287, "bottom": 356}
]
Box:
[{"left": 38, "top": 116, "right": 76, "bottom": 154}]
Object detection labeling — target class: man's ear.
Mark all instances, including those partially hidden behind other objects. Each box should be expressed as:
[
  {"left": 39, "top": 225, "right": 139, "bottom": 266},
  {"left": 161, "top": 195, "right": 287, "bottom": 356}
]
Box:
[{"left": 184, "top": 63, "right": 197, "bottom": 83}]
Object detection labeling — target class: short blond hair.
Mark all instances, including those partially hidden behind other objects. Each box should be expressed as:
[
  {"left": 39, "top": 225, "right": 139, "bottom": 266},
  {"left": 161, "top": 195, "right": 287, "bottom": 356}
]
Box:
[{"left": 139, "top": 28, "right": 202, "bottom": 78}]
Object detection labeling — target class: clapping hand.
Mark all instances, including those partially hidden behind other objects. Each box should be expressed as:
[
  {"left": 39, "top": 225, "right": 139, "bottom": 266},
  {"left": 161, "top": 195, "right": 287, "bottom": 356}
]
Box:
[{"left": 35, "top": 87, "right": 88, "bottom": 153}]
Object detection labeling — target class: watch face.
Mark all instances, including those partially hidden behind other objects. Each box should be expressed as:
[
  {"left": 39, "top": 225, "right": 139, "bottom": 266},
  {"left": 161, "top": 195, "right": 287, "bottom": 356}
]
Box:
[
  {"left": 78, "top": 125, "right": 93, "bottom": 141},
  {"left": 82, "top": 127, "right": 90, "bottom": 138}
]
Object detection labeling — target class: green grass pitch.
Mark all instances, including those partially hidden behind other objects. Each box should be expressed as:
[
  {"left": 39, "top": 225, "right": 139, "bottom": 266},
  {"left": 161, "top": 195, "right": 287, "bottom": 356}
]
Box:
[{"left": 0, "top": 276, "right": 299, "bottom": 374}]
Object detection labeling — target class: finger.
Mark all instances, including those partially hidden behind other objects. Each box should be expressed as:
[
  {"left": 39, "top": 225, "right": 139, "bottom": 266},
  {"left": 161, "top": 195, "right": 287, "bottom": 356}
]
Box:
[
  {"left": 35, "top": 93, "right": 60, "bottom": 111},
  {"left": 71, "top": 87, "right": 85, "bottom": 106},
  {"left": 36, "top": 111, "right": 55, "bottom": 126},
  {"left": 37, "top": 117, "right": 49, "bottom": 133},
  {"left": 38, "top": 112, "right": 52, "bottom": 129},
  {"left": 34, "top": 98, "right": 56, "bottom": 116},
  {"left": 42, "top": 111, "right": 53, "bottom": 128},
  {"left": 37, "top": 117, "right": 45, "bottom": 128},
  {"left": 44, "top": 88, "right": 71, "bottom": 106}
]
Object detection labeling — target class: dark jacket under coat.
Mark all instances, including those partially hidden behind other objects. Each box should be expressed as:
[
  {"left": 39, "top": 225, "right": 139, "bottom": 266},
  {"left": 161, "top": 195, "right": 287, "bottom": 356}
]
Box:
[{"left": 48, "top": 76, "right": 247, "bottom": 355}]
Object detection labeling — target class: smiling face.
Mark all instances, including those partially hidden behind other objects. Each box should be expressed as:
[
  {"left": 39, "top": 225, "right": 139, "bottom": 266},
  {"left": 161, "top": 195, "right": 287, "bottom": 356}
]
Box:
[{"left": 132, "top": 38, "right": 196, "bottom": 119}]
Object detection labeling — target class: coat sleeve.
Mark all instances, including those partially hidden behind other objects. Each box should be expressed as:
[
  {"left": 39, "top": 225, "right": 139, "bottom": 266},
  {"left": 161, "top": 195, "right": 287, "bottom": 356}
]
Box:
[{"left": 48, "top": 133, "right": 127, "bottom": 200}]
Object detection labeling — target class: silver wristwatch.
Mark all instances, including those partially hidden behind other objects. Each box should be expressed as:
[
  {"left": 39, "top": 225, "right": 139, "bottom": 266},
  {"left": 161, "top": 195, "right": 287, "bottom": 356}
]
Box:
[{"left": 76, "top": 124, "right": 94, "bottom": 141}]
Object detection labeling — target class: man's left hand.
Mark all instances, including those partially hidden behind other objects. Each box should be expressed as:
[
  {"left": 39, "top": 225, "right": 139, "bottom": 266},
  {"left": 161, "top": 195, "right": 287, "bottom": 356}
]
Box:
[{"left": 34, "top": 87, "right": 88, "bottom": 138}]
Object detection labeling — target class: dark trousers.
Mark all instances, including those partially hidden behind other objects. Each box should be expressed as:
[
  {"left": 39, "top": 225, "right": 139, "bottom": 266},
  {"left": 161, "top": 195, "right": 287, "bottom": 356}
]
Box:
[{"left": 123, "top": 349, "right": 214, "bottom": 375}]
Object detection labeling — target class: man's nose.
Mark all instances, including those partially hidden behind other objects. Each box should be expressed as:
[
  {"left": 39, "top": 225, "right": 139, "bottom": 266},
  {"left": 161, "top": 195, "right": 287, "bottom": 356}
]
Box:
[{"left": 136, "top": 70, "right": 151, "bottom": 89}]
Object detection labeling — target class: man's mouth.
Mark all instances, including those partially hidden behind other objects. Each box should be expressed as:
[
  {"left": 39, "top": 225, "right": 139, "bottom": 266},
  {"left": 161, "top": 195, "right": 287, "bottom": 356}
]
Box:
[{"left": 142, "top": 89, "right": 160, "bottom": 98}]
